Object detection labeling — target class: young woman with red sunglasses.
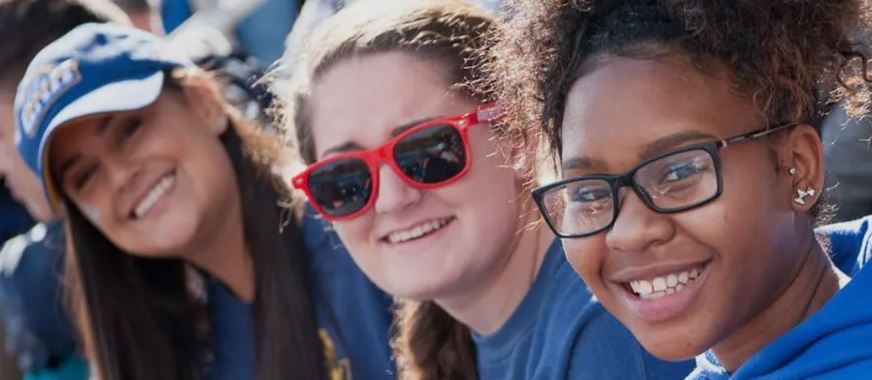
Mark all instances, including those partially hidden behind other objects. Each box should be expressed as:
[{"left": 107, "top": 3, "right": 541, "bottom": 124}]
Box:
[
  {"left": 492, "top": 0, "right": 872, "bottom": 378},
  {"left": 285, "top": 0, "right": 694, "bottom": 378}
]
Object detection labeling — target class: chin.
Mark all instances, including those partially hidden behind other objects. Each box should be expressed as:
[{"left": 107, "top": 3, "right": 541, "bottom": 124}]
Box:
[
  {"left": 636, "top": 331, "right": 711, "bottom": 361},
  {"left": 384, "top": 276, "right": 451, "bottom": 302}
]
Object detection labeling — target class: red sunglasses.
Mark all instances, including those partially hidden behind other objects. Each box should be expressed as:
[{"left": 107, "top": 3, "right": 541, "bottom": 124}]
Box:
[{"left": 292, "top": 103, "right": 502, "bottom": 221}]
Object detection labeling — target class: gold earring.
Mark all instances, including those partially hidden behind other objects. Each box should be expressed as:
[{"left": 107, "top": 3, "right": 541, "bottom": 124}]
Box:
[{"left": 793, "top": 186, "right": 815, "bottom": 205}]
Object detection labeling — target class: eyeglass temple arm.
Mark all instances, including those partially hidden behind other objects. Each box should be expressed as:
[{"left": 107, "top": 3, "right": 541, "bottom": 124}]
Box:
[
  {"left": 717, "top": 122, "right": 797, "bottom": 148},
  {"left": 474, "top": 103, "right": 505, "bottom": 124}
]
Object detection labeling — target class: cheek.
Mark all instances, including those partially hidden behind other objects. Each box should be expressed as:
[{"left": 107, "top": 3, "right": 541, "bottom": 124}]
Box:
[
  {"left": 461, "top": 130, "right": 520, "bottom": 200},
  {"left": 563, "top": 238, "right": 607, "bottom": 284},
  {"left": 74, "top": 196, "right": 132, "bottom": 249},
  {"left": 332, "top": 216, "right": 374, "bottom": 253}
]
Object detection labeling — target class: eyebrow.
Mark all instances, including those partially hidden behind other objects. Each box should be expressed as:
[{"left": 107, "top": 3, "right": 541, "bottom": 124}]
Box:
[
  {"left": 561, "top": 130, "right": 718, "bottom": 173},
  {"left": 638, "top": 130, "right": 718, "bottom": 159},
  {"left": 319, "top": 117, "right": 436, "bottom": 158}
]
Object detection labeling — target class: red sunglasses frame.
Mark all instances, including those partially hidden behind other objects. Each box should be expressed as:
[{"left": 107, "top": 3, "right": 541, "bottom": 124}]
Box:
[{"left": 291, "top": 103, "right": 503, "bottom": 221}]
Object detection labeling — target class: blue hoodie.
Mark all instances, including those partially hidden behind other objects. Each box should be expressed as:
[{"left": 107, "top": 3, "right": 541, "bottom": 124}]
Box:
[
  {"left": 690, "top": 216, "right": 872, "bottom": 379},
  {"left": 817, "top": 216, "right": 871, "bottom": 275}
]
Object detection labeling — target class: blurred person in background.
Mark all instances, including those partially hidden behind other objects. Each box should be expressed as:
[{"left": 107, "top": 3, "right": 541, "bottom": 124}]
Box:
[
  {"left": 110, "top": 0, "right": 162, "bottom": 32},
  {"left": 0, "top": 1, "right": 131, "bottom": 379},
  {"left": 821, "top": 104, "right": 872, "bottom": 223},
  {"left": 159, "top": 0, "right": 299, "bottom": 68},
  {"left": 278, "top": 0, "right": 503, "bottom": 85},
  {"left": 0, "top": 188, "right": 32, "bottom": 243}
]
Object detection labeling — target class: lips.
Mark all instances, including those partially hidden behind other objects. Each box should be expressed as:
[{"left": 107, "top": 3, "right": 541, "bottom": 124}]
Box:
[
  {"left": 382, "top": 217, "right": 455, "bottom": 244},
  {"left": 129, "top": 171, "right": 175, "bottom": 219},
  {"left": 628, "top": 265, "right": 704, "bottom": 299},
  {"left": 611, "top": 260, "right": 712, "bottom": 323}
]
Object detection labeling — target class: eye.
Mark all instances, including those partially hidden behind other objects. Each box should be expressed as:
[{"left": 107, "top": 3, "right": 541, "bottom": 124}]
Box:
[
  {"left": 72, "top": 163, "right": 98, "bottom": 192},
  {"left": 660, "top": 158, "right": 708, "bottom": 184},
  {"left": 570, "top": 185, "right": 611, "bottom": 203},
  {"left": 115, "top": 117, "right": 142, "bottom": 147}
]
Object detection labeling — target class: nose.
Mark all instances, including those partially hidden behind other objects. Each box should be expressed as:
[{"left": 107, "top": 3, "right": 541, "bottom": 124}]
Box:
[
  {"left": 604, "top": 188, "right": 675, "bottom": 253},
  {"left": 102, "top": 155, "right": 140, "bottom": 194},
  {"left": 373, "top": 164, "right": 422, "bottom": 214}
]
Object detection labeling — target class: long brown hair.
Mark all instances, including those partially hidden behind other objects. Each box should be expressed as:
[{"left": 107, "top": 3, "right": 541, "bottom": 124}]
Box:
[
  {"left": 61, "top": 69, "right": 327, "bottom": 380},
  {"left": 283, "top": 1, "right": 498, "bottom": 378}
]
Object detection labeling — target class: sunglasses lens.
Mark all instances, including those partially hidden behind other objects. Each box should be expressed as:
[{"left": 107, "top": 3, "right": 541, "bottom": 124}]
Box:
[
  {"left": 308, "top": 158, "right": 373, "bottom": 217},
  {"left": 393, "top": 123, "right": 467, "bottom": 184}
]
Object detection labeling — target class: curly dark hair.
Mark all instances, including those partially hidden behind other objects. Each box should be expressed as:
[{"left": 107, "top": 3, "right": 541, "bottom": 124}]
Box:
[{"left": 488, "top": 0, "right": 871, "bottom": 160}]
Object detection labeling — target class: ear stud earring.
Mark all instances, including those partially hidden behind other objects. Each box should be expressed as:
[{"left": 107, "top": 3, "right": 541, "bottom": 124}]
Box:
[{"left": 793, "top": 186, "right": 815, "bottom": 205}]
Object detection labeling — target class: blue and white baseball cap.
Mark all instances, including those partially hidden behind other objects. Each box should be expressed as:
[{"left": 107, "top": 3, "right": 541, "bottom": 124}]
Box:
[{"left": 13, "top": 22, "right": 194, "bottom": 209}]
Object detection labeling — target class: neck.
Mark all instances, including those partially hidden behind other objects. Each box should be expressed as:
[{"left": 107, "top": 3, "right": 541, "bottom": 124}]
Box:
[
  {"left": 712, "top": 230, "right": 842, "bottom": 372},
  {"left": 185, "top": 193, "right": 255, "bottom": 303},
  {"left": 436, "top": 202, "right": 555, "bottom": 335}
]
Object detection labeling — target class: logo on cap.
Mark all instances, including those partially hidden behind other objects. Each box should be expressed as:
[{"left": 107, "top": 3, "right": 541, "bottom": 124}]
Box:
[{"left": 20, "top": 59, "right": 82, "bottom": 138}]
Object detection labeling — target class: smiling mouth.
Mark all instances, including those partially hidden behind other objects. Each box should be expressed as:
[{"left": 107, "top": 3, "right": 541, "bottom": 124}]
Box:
[
  {"left": 623, "top": 262, "right": 709, "bottom": 300},
  {"left": 130, "top": 172, "right": 175, "bottom": 220},
  {"left": 383, "top": 217, "right": 455, "bottom": 245}
]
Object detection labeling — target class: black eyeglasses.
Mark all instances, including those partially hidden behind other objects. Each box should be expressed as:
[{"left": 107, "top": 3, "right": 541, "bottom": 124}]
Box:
[{"left": 532, "top": 123, "right": 797, "bottom": 238}]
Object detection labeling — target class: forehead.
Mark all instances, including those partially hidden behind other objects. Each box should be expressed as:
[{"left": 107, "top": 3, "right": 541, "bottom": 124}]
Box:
[
  {"left": 309, "top": 51, "right": 472, "bottom": 157},
  {"left": 50, "top": 114, "right": 110, "bottom": 158},
  {"left": 561, "top": 55, "right": 760, "bottom": 167}
]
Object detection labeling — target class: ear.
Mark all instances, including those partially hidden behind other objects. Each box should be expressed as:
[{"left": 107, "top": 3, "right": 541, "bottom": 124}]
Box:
[
  {"left": 780, "top": 124, "right": 825, "bottom": 211},
  {"left": 179, "top": 72, "right": 229, "bottom": 135},
  {"left": 505, "top": 123, "right": 540, "bottom": 181}
]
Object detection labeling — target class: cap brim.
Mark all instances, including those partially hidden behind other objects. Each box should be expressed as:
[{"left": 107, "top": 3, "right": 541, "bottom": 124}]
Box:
[{"left": 40, "top": 71, "right": 166, "bottom": 210}]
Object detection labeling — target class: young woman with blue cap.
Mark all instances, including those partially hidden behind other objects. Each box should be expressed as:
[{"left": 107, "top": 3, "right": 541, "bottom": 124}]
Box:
[
  {"left": 492, "top": 0, "right": 872, "bottom": 378},
  {"left": 14, "top": 23, "right": 394, "bottom": 380},
  {"left": 286, "top": 0, "right": 695, "bottom": 378}
]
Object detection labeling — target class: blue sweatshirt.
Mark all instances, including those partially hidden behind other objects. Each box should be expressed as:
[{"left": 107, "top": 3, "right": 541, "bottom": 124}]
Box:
[
  {"left": 206, "top": 207, "right": 395, "bottom": 380},
  {"left": 474, "top": 239, "right": 695, "bottom": 379},
  {"left": 302, "top": 207, "right": 395, "bottom": 379},
  {"left": 690, "top": 216, "right": 872, "bottom": 379},
  {"left": 817, "top": 216, "right": 871, "bottom": 275}
]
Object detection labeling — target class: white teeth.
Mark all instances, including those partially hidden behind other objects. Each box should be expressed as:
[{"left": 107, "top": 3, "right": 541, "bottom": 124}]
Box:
[
  {"left": 636, "top": 280, "right": 653, "bottom": 295},
  {"left": 387, "top": 218, "right": 451, "bottom": 244},
  {"left": 627, "top": 265, "right": 705, "bottom": 299},
  {"left": 652, "top": 277, "right": 667, "bottom": 291},
  {"left": 641, "top": 290, "right": 667, "bottom": 300},
  {"left": 678, "top": 271, "right": 689, "bottom": 284},
  {"left": 133, "top": 175, "right": 174, "bottom": 219}
]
